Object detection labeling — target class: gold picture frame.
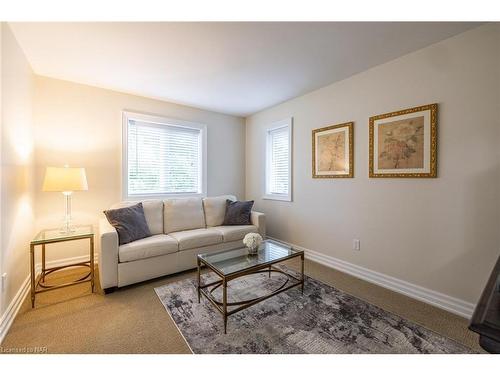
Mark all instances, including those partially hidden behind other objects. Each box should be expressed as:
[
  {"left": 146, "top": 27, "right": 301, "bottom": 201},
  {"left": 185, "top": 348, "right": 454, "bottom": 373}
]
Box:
[
  {"left": 312, "top": 122, "right": 354, "bottom": 178},
  {"left": 369, "top": 103, "right": 437, "bottom": 178}
]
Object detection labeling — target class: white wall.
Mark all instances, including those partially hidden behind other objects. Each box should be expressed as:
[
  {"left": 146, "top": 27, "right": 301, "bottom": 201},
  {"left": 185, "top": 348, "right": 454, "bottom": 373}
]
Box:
[
  {"left": 245, "top": 24, "right": 500, "bottom": 304},
  {"left": 0, "top": 23, "right": 35, "bottom": 318},
  {"left": 33, "top": 76, "right": 245, "bottom": 262}
]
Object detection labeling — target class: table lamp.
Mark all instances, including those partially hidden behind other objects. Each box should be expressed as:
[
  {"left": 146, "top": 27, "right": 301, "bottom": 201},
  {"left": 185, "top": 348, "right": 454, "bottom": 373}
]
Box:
[{"left": 42, "top": 166, "right": 88, "bottom": 233}]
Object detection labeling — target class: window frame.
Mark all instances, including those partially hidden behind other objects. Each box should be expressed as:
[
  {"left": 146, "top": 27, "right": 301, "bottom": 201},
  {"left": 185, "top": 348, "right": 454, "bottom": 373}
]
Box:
[
  {"left": 122, "top": 111, "right": 207, "bottom": 200},
  {"left": 263, "top": 117, "right": 293, "bottom": 202}
]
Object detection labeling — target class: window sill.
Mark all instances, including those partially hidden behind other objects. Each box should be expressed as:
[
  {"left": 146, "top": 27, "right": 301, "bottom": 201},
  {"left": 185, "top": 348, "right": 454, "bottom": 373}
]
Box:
[
  {"left": 262, "top": 194, "right": 292, "bottom": 202},
  {"left": 124, "top": 192, "right": 207, "bottom": 201}
]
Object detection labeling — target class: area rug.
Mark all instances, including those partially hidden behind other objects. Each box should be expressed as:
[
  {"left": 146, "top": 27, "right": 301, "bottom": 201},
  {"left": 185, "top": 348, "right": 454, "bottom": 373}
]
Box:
[{"left": 154, "top": 268, "right": 474, "bottom": 354}]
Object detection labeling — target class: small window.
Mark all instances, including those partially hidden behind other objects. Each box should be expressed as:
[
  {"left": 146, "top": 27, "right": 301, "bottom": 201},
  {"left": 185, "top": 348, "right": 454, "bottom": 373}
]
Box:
[
  {"left": 264, "top": 118, "right": 292, "bottom": 201},
  {"left": 122, "top": 112, "right": 207, "bottom": 199}
]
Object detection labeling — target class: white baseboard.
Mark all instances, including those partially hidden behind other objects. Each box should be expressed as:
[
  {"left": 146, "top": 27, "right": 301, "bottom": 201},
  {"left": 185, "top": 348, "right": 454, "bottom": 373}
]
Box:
[
  {"left": 0, "top": 274, "right": 31, "bottom": 345},
  {"left": 268, "top": 236, "right": 475, "bottom": 319},
  {"left": 0, "top": 255, "right": 95, "bottom": 344}
]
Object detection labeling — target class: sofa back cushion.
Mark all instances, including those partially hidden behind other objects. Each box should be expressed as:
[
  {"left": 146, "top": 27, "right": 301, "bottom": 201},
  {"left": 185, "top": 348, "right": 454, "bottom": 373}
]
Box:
[
  {"left": 164, "top": 197, "right": 206, "bottom": 233},
  {"left": 202, "top": 195, "right": 237, "bottom": 227},
  {"left": 110, "top": 199, "right": 163, "bottom": 235}
]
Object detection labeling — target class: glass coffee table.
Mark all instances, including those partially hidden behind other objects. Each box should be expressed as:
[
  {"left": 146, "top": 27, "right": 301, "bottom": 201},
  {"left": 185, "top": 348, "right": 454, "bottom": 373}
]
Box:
[{"left": 197, "top": 240, "right": 304, "bottom": 333}]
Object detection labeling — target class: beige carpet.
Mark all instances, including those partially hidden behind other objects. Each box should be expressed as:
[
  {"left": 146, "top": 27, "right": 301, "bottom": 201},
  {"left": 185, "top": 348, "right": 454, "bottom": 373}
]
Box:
[{"left": 1, "top": 258, "right": 483, "bottom": 353}]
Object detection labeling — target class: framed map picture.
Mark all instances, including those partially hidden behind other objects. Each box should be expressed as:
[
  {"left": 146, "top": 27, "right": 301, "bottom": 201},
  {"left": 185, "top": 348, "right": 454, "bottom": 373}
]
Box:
[
  {"left": 312, "top": 122, "right": 353, "bottom": 178},
  {"left": 369, "top": 103, "right": 437, "bottom": 178}
]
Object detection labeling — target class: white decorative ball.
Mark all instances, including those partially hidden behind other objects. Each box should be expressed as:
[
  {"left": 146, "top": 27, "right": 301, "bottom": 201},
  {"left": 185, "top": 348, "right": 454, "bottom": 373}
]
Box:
[{"left": 243, "top": 232, "right": 263, "bottom": 250}]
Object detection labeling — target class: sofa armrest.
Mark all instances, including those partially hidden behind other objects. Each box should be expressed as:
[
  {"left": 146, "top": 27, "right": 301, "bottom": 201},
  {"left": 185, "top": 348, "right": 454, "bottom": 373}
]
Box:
[
  {"left": 98, "top": 218, "right": 119, "bottom": 289},
  {"left": 251, "top": 211, "right": 266, "bottom": 237}
]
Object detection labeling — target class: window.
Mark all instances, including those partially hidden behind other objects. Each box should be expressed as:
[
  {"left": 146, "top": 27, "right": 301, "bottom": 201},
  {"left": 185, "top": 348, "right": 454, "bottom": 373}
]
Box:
[
  {"left": 264, "top": 118, "right": 292, "bottom": 201},
  {"left": 123, "top": 112, "right": 207, "bottom": 199}
]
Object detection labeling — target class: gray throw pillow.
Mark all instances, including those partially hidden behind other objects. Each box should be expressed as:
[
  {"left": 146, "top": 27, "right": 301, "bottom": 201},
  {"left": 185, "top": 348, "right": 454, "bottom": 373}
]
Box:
[
  {"left": 222, "top": 199, "right": 254, "bottom": 225},
  {"left": 104, "top": 202, "right": 152, "bottom": 245}
]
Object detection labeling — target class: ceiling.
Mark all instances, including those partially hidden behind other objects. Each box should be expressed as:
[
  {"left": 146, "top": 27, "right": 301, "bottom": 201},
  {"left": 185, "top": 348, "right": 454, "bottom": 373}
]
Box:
[{"left": 10, "top": 22, "right": 480, "bottom": 117}]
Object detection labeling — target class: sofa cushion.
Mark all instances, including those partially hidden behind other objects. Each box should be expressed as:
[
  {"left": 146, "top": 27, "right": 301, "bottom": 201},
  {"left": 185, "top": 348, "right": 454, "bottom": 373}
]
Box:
[
  {"left": 212, "top": 225, "right": 259, "bottom": 243},
  {"left": 119, "top": 234, "right": 178, "bottom": 262},
  {"left": 111, "top": 200, "right": 163, "bottom": 235},
  {"left": 169, "top": 228, "right": 222, "bottom": 251},
  {"left": 104, "top": 203, "right": 152, "bottom": 245},
  {"left": 203, "top": 195, "right": 237, "bottom": 227},
  {"left": 223, "top": 200, "right": 254, "bottom": 225},
  {"left": 163, "top": 197, "right": 206, "bottom": 233}
]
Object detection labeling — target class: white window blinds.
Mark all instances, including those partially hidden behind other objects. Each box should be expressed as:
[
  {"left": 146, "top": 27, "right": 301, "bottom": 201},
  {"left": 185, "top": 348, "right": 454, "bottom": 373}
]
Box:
[
  {"left": 127, "top": 119, "right": 202, "bottom": 196},
  {"left": 266, "top": 119, "right": 292, "bottom": 201}
]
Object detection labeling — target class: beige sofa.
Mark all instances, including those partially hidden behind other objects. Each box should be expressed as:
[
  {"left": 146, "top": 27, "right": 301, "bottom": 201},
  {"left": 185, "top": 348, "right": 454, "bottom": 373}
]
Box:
[{"left": 98, "top": 195, "right": 265, "bottom": 292}]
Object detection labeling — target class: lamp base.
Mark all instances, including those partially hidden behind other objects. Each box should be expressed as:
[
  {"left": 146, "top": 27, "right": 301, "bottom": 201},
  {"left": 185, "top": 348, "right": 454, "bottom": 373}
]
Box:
[
  {"left": 60, "top": 191, "right": 75, "bottom": 234},
  {"left": 59, "top": 222, "right": 76, "bottom": 234},
  {"left": 59, "top": 226, "right": 76, "bottom": 234}
]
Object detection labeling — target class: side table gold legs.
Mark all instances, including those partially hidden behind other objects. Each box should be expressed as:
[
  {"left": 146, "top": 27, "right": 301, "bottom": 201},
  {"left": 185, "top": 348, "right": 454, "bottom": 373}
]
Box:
[
  {"left": 30, "top": 233, "right": 95, "bottom": 308},
  {"left": 90, "top": 236, "right": 95, "bottom": 292},
  {"left": 41, "top": 244, "right": 46, "bottom": 282},
  {"left": 30, "top": 244, "right": 35, "bottom": 308}
]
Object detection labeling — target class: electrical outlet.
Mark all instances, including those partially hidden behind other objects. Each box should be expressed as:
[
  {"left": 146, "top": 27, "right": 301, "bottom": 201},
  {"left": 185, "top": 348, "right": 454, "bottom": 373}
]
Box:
[
  {"left": 353, "top": 239, "right": 360, "bottom": 251},
  {"left": 1, "top": 273, "right": 6, "bottom": 292}
]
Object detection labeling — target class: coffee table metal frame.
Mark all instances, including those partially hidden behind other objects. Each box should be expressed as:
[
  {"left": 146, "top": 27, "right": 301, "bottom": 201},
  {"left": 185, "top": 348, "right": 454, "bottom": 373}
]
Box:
[{"left": 197, "top": 245, "right": 304, "bottom": 333}]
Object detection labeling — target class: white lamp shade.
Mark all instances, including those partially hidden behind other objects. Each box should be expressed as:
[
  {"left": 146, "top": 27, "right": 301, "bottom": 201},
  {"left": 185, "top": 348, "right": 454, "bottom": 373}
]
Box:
[{"left": 42, "top": 166, "right": 88, "bottom": 192}]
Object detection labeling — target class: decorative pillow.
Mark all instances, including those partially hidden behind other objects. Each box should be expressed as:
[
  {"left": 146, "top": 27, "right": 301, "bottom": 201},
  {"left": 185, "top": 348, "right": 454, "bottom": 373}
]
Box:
[
  {"left": 222, "top": 200, "right": 254, "bottom": 225},
  {"left": 104, "top": 202, "right": 152, "bottom": 245}
]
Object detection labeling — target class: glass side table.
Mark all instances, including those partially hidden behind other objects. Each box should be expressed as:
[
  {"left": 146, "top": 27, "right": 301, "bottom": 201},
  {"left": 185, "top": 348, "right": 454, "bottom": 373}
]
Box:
[{"left": 30, "top": 225, "right": 95, "bottom": 308}]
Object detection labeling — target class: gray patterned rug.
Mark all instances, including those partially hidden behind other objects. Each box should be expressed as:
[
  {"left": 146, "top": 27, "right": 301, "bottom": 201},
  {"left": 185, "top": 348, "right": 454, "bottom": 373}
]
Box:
[{"left": 155, "top": 268, "right": 474, "bottom": 354}]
